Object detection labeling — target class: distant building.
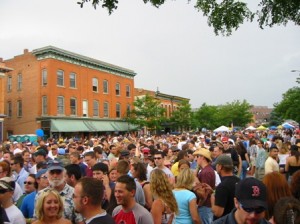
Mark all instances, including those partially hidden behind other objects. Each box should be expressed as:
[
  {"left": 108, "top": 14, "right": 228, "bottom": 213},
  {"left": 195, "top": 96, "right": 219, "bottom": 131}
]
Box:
[
  {"left": 134, "top": 88, "right": 189, "bottom": 133},
  {"left": 0, "top": 59, "right": 13, "bottom": 142},
  {"left": 250, "top": 106, "right": 273, "bottom": 126},
  {"left": 3, "top": 46, "right": 136, "bottom": 139}
]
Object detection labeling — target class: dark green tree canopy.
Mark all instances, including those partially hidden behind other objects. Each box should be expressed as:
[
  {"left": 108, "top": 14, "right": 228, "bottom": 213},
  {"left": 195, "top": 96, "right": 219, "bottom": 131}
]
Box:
[
  {"left": 77, "top": 0, "right": 300, "bottom": 35},
  {"left": 194, "top": 100, "right": 253, "bottom": 129},
  {"left": 169, "top": 100, "right": 192, "bottom": 131},
  {"left": 273, "top": 86, "right": 300, "bottom": 123}
]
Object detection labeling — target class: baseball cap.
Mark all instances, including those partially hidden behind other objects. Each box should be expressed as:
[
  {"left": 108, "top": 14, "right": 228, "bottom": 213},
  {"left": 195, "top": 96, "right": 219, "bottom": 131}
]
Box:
[
  {"left": 215, "top": 155, "right": 233, "bottom": 166},
  {"left": 36, "top": 169, "right": 48, "bottom": 179},
  {"left": 0, "top": 177, "right": 15, "bottom": 191},
  {"left": 235, "top": 177, "right": 267, "bottom": 209},
  {"left": 47, "top": 160, "right": 64, "bottom": 171}
]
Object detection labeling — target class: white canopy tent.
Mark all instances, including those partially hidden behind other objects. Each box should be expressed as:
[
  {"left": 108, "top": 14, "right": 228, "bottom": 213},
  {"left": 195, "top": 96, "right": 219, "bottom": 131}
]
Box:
[
  {"left": 213, "top": 125, "right": 229, "bottom": 132},
  {"left": 245, "top": 126, "right": 256, "bottom": 131}
]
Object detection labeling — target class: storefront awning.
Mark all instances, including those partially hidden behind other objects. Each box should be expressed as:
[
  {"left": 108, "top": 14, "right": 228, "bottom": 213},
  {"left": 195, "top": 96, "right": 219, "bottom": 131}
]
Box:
[{"left": 50, "top": 119, "right": 134, "bottom": 132}]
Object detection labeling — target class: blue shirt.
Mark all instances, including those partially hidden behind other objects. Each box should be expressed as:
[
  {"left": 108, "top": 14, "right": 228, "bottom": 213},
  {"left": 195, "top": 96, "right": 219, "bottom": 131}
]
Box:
[{"left": 20, "top": 191, "right": 36, "bottom": 218}]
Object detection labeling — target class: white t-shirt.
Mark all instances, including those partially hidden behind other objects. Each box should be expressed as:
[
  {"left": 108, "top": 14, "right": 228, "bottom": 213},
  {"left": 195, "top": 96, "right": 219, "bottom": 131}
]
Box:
[{"left": 5, "top": 204, "right": 26, "bottom": 224}]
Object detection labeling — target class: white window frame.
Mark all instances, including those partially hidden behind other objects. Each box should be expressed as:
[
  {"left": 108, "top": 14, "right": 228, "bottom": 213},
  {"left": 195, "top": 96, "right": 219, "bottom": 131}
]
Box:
[
  {"left": 42, "top": 96, "right": 48, "bottom": 115},
  {"left": 57, "top": 70, "right": 64, "bottom": 86},
  {"left": 57, "top": 96, "right": 65, "bottom": 115},
  {"left": 92, "top": 78, "right": 98, "bottom": 92},
  {"left": 70, "top": 72, "right": 76, "bottom": 88},
  {"left": 70, "top": 98, "right": 77, "bottom": 116}
]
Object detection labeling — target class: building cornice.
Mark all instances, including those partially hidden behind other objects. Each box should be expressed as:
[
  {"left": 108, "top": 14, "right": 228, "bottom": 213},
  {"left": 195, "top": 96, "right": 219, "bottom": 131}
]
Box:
[{"left": 32, "top": 46, "right": 136, "bottom": 79}]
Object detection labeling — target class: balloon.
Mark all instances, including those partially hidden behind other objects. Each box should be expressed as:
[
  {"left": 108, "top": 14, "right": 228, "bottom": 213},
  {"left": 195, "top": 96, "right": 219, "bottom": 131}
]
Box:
[{"left": 36, "top": 129, "right": 44, "bottom": 137}]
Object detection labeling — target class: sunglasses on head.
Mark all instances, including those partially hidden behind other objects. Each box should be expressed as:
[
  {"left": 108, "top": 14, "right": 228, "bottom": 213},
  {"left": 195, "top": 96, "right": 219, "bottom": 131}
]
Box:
[{"left": 239, "top": 203, "right": 265, "bottom": 214}]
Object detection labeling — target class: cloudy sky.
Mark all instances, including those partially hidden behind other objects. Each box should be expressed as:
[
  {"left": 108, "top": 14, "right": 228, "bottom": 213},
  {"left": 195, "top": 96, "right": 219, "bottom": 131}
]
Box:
[{"left": 1, "top": 0, "right": 299, "bottom": 108}]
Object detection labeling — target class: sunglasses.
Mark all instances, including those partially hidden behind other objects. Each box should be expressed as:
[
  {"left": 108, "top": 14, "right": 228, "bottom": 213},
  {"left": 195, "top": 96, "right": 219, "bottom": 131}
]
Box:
[
  {"left": 0, "top": 189, "right": 8, "bottom": 194},
  {"left": 24, "top": 181, "right": 34, "bottom": 185},
  {"left": 240, "top": 203, "right": 265, "bottom": 214}
]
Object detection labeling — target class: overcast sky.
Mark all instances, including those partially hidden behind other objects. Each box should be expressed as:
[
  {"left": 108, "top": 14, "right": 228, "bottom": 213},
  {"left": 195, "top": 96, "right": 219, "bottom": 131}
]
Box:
[{"left": 1, "top": 0, "right": 299, "bottom": 108}]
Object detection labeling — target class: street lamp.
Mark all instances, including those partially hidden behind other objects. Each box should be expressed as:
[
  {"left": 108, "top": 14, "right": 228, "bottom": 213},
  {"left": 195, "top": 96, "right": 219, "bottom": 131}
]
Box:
[{"left": 291, "top": 70, "right": 300, "bottom": 84}]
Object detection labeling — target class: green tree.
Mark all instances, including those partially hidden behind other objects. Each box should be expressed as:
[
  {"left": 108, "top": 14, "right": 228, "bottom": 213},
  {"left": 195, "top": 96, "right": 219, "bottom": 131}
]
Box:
[
  {"left": 169, "top": 100, "right": 192, "bottom": 132},
  {"left": 126, "top": 94, "right": 166, "bottom": 132},
  {"left": 193, "top": 103, "right": 219, "bottom": 130},
  {"left": 273, "top": 86, "right": 300, "bottom": 124},
  {"left": 77, "top": 0, "right": 300, "bottom": 36},
  {"left": 193, "top": 100, "right": 252, "bottom": 129},
  {"left": 218, "top": 100, "right": 253, "bottom": 127}
]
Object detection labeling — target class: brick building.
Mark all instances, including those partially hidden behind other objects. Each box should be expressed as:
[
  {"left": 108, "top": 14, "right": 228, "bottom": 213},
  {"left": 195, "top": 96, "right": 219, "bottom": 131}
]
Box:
[
  {"left": 3, "top": 46, "right": 136, "bottom": 139},
  {"left": 0, "top": 59, "right": 13, "bottom": 142},
  {"left": 134, "top": 88, "right": 190, "bottom": 133},
  {"left": 250, "top": 106, "right": 273, "bottom": 126}
]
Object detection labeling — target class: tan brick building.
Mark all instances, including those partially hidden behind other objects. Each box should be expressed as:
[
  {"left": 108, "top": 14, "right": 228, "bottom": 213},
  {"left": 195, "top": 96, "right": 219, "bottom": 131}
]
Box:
[
  {"left": 134, "top": 88, "right": 190, "bottom": 133},
  {"left": 0, "top": 59, "right": 13, "bottom": 142},
  {"left": 3, "top": 46, "right": 136, "bottom": 139}
]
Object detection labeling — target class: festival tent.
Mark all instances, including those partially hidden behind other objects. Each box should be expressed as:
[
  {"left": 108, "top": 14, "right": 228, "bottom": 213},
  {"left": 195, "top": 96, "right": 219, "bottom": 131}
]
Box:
[
  {"left": 256, "top": 125, "right": 267, "bottom": 130},
  {"left": 245, "top": 126, "right": 256, "bottom": 131},
  {"left": 269, "top": 126, "right": 278, "bottom": 130},
  {"left": 282, "top": 123, "right": 294, "bottom": 129},
  {"left": 213, "top": 125, "right": 229, "bottom": 132}
]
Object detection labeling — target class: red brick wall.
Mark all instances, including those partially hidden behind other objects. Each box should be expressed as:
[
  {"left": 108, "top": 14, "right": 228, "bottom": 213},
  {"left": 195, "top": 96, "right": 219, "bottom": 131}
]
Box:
[{"left": 3, "top": 49, "right": 134, "bottom": 136}]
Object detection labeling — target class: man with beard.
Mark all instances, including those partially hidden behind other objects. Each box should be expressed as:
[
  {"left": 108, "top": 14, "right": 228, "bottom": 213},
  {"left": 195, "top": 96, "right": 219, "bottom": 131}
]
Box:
[{"left": 33, "top": 160, "right": 84, "bottom": 224}]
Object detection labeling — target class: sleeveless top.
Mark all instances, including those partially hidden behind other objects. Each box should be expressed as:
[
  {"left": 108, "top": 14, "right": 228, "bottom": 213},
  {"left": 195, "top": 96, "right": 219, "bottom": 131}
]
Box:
[
  {"left": 288, "top": 165, "right": 300, "bottom": 176},
  {"left": 158, "top": 199, "right": 173, "bottom": 224}
]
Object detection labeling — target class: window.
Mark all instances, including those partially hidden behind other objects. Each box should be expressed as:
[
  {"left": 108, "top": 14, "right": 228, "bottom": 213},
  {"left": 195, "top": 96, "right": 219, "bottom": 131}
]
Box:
[
  {"left": 42, "top": 69, "right": 47, "bottom": 86},
  {"left": 82, "top": 100, "right": 88, "bottom": 117},
  {"left": 126, "top": 85, "right": 130, "bottom": 97},
  {"left": 7, "top": 76, "right": 12, "bottom": 92},
  {"left": 92, "top": 78, "right": 98, "bottom": 92},
  {"left": 57, "top": 70, "right": 64, "bottom": 86},
  {"left": 116, "top": 103, "right": 121, "bottom": 118},
  {"left": 7, "top": 102, "right": 12, "bottom": 117},
  {"left": 103, "top": 80, "right": 108, "bottom": 94},
  {"left": 17, "top": 100, "right": 22, "bottom": 117},
  {"left": 57, "top": 96, "right": 65, "bottom": 115},
  {"left": 42, "top": 96, "right": 48, "bottom": 115},
  {"left": 115, "top": 83, "right": 120, "bottom": 96},
  {"left": 104, "top": 102, "right": 109, "bottom": 118},
  {"left": 126, "top": 104, "right": 131, "bottom": 114},
  {"left": 17, "top": 74, "right": 22, "bottom": 91},
  {"left": 70, "top": 98, "right": 77, "bottom": 116},
  {"left": 70, "top": 73, "right": 76, "bottom": 88},
  {"left": 93, "top": 100, "right": 99, "bottom": 117}
]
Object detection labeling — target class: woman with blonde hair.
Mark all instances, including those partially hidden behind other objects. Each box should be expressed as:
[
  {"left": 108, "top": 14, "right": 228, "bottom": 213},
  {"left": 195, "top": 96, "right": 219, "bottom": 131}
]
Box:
[
  {"left": 172, "top": 168, "right": 201, "bottom": 224},
  {"left": 150, "top": 169, "right": 178, "bottom": 224},
  {"left": 32, "top": 189, "right": 71, "bottom": 224}
]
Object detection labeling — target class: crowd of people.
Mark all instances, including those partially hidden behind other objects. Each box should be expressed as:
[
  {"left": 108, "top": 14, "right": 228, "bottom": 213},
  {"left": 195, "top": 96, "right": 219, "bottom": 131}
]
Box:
[{"left": 0, "top": 128, "right": 300, "bottom": 224}]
